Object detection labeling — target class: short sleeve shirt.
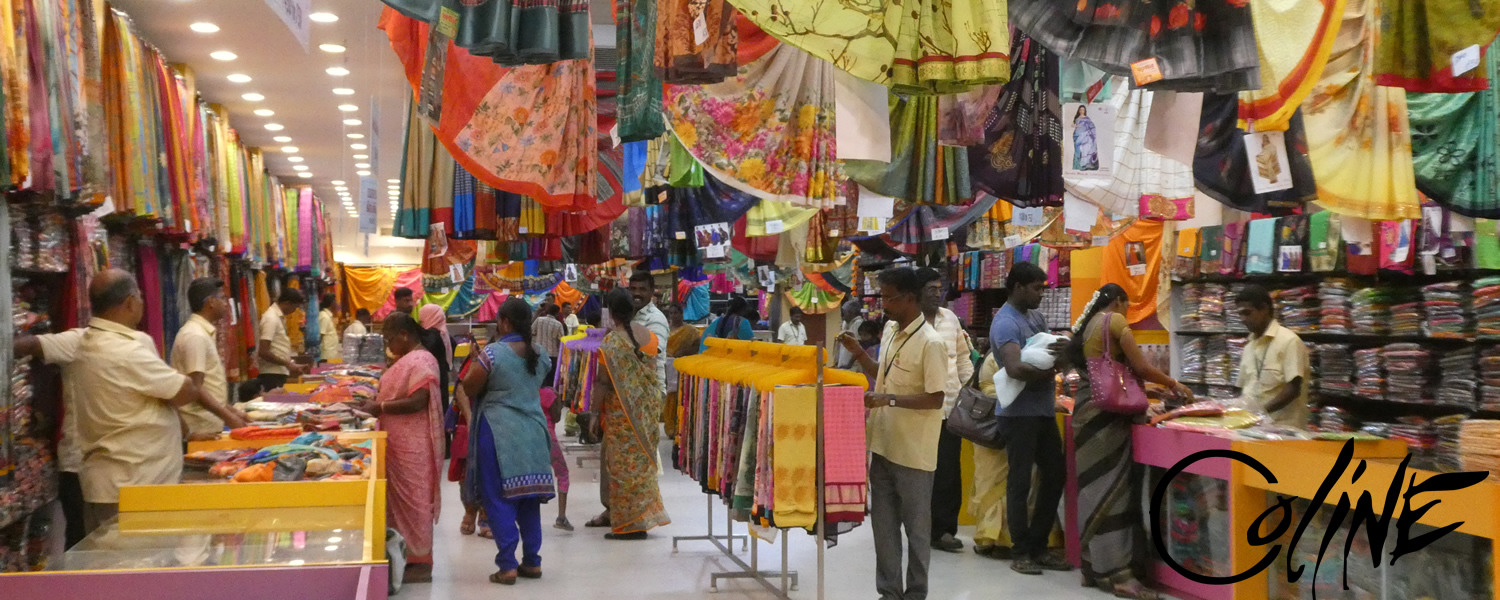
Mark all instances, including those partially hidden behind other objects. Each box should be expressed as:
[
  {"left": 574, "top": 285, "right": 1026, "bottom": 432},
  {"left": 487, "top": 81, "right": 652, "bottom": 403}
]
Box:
[
  {"left": 633, "top": 303, "right": 670, "bottom": 395},
  {"left": 1238, "top": 321, "right": 1311, "bottom": 426},
  {"left": 867, "top": 317, "right": 948, "bottom": 472},
  {"left": 171, "top": 315, "right": 228, "bottom": 435},
  {"left": 988, "top": 304, "right": 1055, "bottom": 417},
  {"left": 777, "top": 322, "right": 807, "bottom": 345},
  {"left": 319, "top": 310, "right": 341, "bottom": 360},
  {"left": 75, "top": 318, "right": 190, "bottom": 503},
  {"left": 258, "top": 304, "right": 290, "bottom": 375},
  {"left": 37, "top": 329, "right": 87, "bottom": 473}
]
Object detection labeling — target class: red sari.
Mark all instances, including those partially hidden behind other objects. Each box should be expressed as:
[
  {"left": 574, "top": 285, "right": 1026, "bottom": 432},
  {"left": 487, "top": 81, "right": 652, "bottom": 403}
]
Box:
[{"left": 379, "top": 348, "right": 444, "bottom": 561}]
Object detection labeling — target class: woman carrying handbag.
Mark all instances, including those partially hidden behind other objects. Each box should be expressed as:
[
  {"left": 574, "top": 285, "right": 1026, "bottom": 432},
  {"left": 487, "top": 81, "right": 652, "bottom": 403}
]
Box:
[{"left": 1066, "top": 284, "right": 1193, "bottom": 600}]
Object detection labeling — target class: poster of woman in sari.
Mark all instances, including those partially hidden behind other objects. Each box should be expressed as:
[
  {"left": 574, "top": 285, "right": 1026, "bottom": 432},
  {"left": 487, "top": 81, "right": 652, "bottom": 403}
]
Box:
[
  {"left": 1063, "top": 102, "right": 1113, "bottom": 180},
  {"left": 1073, "top": 105, "right": 1099, "bottom": 170}
]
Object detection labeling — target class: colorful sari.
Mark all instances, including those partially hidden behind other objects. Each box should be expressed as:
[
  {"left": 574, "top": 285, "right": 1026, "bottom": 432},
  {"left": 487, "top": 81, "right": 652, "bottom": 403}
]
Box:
[
  {"left": 1373, "top": 0, "right": 1500, "bottom": 93},
  {"left": 598, "top": 328, "right": 670, "bottom": 534},
  {"left": 1408, "top": 39, "right": 1500, "bottom": 219},
  {"left": 1073, "top": 314, "right": 1143, "bottom": 582},
  {"left": 378, "top": 348, "right": 444, "bottom": 560}
]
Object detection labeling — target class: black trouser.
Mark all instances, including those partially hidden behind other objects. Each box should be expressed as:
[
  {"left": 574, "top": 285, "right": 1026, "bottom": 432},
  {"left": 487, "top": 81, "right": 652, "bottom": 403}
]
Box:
[
  {"left": 1003, "top": 415, "right": 1065, "bottom": 558},
  {"left": 930, "top": 422, "right": 963, "bottom": 539},
  {"left": 258, "top": 373, "right": 289, "bottom": 391},
  {"left": 59, "top": 471, "right": 86, "bottom": 548}
]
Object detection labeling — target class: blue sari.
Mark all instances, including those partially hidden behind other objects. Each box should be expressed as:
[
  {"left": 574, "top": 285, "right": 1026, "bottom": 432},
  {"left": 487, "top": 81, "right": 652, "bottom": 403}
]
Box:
[{"left": 1073, "top": 116, "right": 1099, "bottom": 171}]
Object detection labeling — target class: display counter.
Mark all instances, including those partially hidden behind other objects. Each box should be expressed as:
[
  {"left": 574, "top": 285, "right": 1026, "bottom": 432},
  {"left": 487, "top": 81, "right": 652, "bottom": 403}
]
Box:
[{"left": 0, "top": 433, "right": 389, "bottom": 599}]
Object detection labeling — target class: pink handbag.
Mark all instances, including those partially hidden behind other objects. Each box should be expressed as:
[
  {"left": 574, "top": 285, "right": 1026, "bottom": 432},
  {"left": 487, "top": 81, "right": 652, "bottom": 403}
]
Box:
[{"left": 1086, "top": 316, "right": 1149, "bottom": 414}]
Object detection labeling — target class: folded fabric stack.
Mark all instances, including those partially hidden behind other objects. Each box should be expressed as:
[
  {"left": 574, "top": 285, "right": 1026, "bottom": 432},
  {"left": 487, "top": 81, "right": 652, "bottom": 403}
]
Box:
[
  {"left": 1382, "top": 343, "right": 1431, "bottom": 404},
  {"left": 1315, "top": 405, "right": 1356, "bottom": 433},
  {"left": 1180, "top": 284, "right": 1227, "bottom": 332},
  {"left": 1272, "top": 285, "right": 1318, "bottom": 332},
  {"left": 1459, "top": 420, "right": 1500, "bottom": 482},
  {"left": 1438, "top": 348, "right": 1478, "bottom": 409},
  {"left": 1225, "top": 284, "right": 1248, "bottom": 332},
  {"left": 1317, "top": 279, "right": 1353, "bottom": 333},
  {"left": 311, "top": 370, "right": 383, "bottom": 405},
  {"left": 1421, "top": 282, "right": 1470, "bottom": 338},
  {"left": 1180, "top": 337, "right": 1206, "bottom": 384},
  {"left": 1313, "top": 344, "right": 1354, "bottom": 395},
  {"left": 184, "top": 432, "right": 373, "bottom": 483},
  {"left": 1433, "top": 415, "right": 1465, "bottom": 473},
  {"left": 1475, "top": 277, "right": 1500, "bottom": 337},
  {"left": 1204, "top": 336, "right": 1233, "bottom": 386},
  {"left": 1354, "top": 348, "right": 1385, "bottom": 400},
  {"left": 1374, "top": 418, "right": 1441, "bottom": 470},
  {"left": 1389, "top": 293, "right": 1424, "bottom": 337},
  {"left": 1351, "top": 288, "right": 1392, "bottom": 336},
  {"left": 1226, "top": 337, "right": 1246, "bottom": 385},
  {"left": 341, "top": 333, "right": 387, "bottom": 366},
  {"left": 1180, "top": 284, "right": 1206, "bottom": 331},
  {"left": 1481, "top": 347, "right": 1500, "bottom": 411}
]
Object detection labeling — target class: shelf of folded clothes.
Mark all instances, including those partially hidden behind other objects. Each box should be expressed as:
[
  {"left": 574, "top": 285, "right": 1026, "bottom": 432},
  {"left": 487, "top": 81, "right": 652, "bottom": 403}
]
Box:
[{"left": 185, "top": 431, "right": 387, "bottom": 482}]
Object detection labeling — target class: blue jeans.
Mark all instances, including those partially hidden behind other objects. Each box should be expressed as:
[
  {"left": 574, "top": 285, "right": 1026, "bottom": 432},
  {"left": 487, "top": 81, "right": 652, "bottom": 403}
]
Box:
[{"left": 476, "top": 418, "right": 544, "bottom": 571}]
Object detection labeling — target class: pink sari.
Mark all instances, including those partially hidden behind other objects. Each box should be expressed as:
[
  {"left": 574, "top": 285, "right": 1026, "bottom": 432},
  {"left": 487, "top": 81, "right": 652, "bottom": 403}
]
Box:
[{"left": 378, "top": 348, "right": 443, "bottom": 560}]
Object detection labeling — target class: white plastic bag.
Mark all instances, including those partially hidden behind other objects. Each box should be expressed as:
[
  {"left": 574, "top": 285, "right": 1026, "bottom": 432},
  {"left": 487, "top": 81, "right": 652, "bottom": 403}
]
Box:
[{"left": 993, "top": 333, "right": 1066, "bottom": 411}]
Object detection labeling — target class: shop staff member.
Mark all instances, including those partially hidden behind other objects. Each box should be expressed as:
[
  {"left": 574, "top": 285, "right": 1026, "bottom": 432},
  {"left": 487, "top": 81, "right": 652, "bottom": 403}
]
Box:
[
  {"left": 347, "top": 308, "right": 371, "bottom": 336},
  {"left": 171, "top": 278, "right": 249, "bottom": 440},
  {"left": 258, "top": 287, "right": 305, "bottom": 390},
  {"left": 319, "top": 294, "right": 340, "bottom": 363},
  {"left": 73, "top": 269, "right": 205, "bottom": 531},
  {"left": 839, "top": 267, "right": 947, "bottom": 600},
  {"left": 561, "top": 302, "right": 580, "bottom": 332},
  {"left": 777, "top": 307, "right": 808, "bottom": 345},
  {"left": 915, "top": 267, "right": 975, "bottom": 554},
  {"left": 1235, "top": 285, "right": 1310, "bottom": 426},
  {"left": 394, "top": 287, "right": 416, "bottom": 315}
]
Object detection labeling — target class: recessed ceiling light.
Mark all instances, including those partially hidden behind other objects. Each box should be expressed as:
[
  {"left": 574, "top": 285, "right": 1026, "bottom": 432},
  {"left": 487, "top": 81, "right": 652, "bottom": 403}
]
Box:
[
  {"left": 326, "top": 66, "right": 350, "bottom": 77},
  {"left": 334, "top": 186, "right": 348, "bottom": 192},
  {"left": 241, "top": 92, "right": 264, "bottom": 102},
  {"left": 292, "top": 165, "right": 308, "bottom": 171},
  {"left": 273, "top": 136, "right": 292, "bottom": 143},
  {"left": 287, "top": 156, "right": 304, "bottom": 163},
  {"left": 350, "top": 143, "right": 367, "bottom": 150},
  {"left": 337, "top": 104, "right": 358, "bottom": 112},
  {"left": 319, "top": 43, "right": 346, "bottom": 53},
  {"left": 331, "top": 180, "right": 345, "bottom": 185},
  {"left": 253, "top": 109, "right": 274, "bottom": 117},
  {"left": 343, "top": 118, "right": 362, "bottom": 126},
  {"left": 226, "top": 73, "right": 252, "bottom": 83},
  {"left": 310, "top": 12, "right": 339, "bottom": 23},
  {"left": 352, "top": 154, "right": 368, "bottom": 160},
  {"left": 355, "top": 162, "right": 370, "bottom": 168},
  {"left": 347, "top": 133, "right": 365, "bottom": 139},
  {"left": 387, "top": 179, "right": 401, "bottom": 184},
  {"left": 210, "top": 50, "right": 237, "bottom": 61},
  {"left": 298, "top": 172, "right": 313, "bottom": 178},
  {"left": 387, "top": 184, "right": 400, "bottom": 190},
  {"left": 333, "top": 88, "right": 354, "bottom": 96},
  {"left": 280, "top": 146, "right": 299, "bottom": 153},
  {"left": 264, "top": 123, "right": 284, "bottom": 131},
  {"left": 190, "top": 22, "right": 220, "bottom": 33},
  {"left": 357, "top": 170, "right": 371, "bottom": 176}
]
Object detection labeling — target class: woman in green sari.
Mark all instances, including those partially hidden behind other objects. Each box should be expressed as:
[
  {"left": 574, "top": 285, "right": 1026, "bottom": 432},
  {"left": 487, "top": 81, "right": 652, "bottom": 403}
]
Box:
[{"left": 592, "top": 288, "right": 670, "bottom": 539}]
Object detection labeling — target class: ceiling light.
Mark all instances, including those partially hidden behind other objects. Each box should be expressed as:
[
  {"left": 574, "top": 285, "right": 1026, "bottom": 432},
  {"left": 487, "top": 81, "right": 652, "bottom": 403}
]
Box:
[
  {"left": 264, "top": 123, "right": 284, "bottom": 131},
  {"left": 337, "top": 104, "right": 358, "bottom": 112},
  {"left": 273, "top": 136, "right": 292, "bottom": 143},
  {"left": 287, "top": 156, "right": 304, "bottom": 163},
  {"left": 387, "top": 184, "right": 400, "bottom": 190},
  {"left": 298, "top": 172, "right": 312, "bottom": 178},
  {"left": 342, "top": 118, "right": 362, "bottom": 125},
  {"left": 333, "top": 88, "right": 354, "bottom": 96},
  {"left": 350, "top": 143, "right": 367, "bottom": 150},
  {"left": 347, "top": 133, "right": 365, "bottom": 139},
  {"left": 326, "top": 66, "right": 350, "bottom": 77},
  {"left": 210, "top": 50, "right": 237, "bottom": 61},
  {"left": 334, "top": 186, "right": 348, "bottom": 192},
  {"left": 292, "top": 165, "right": 308, "bottom": 171},
  {"left": 280, "top": 146, "right": 299, "bottom": 153},
  {"left": 190, "top": 22, "right": 220, "bottom": 33},
  {"left": 352, "top": 154, "right": 368, "bottom": 160},
  {"left": 253, "top": 109, "right": 274, "bottom": 117},
  {"left": 355, "top": 162, "right": 370, "bottom": 169},
  {"left": 241, "top": 92, "right": 264, "bottom": 102},
  {"left": 310, "top": 12, "right": 339, "bottom": 23},
  {"left": 319, "top": 43, "right": 346, "bottom": 53},
  {"left": 388, "top": 179, "right": 401, "bottom": 184},
  {"left": 226, "top": 73, "right": 252, "bottom": 83},
  {"left": 332, "top": 180, "right": 345, "bottom": 185},
  {"left": 357, "top": 170, "right": 371, "bottom": 176},
  {"left": 387, "top": 190, "right": 400, "bottom": 197}
]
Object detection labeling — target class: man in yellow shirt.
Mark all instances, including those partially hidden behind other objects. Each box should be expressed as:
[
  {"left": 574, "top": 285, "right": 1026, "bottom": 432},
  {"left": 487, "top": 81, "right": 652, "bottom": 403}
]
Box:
[
  {"left": 257, "top": 288, "right": 304, "bottom": 390},
  {"left": 318, "top": 294, "right": 341, "bottom": 363},
  {"left": 170, "top": 278, "right": 248, "bottom": 440},
  {"left": 839, "top": 267, "right": 948, "bottom": 600},
  {"left": 71, "top": 269, "right": 210, "bottom": 531},
  {"left": 1235, "top": 285, "right": 1311, "bottom": 426}
]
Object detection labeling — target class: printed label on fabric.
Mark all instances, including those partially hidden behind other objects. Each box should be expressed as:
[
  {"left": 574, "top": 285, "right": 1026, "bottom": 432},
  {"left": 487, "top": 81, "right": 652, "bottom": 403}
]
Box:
[
  {"left": 1131, "top": 58, "right": 1163, "bottom": 85},
  {"left": 1452, "top": 45, "right": 1482, "bottom": 77},
  {"left": 765, "top": 220, "right": 784, "bottom": 234},
  {"left": 829, "top": 229, "right": 840, "bottom": 237},
  {"left": 1127, "top": 264, "right": 1146, "bottom": 276},
  {"left": 1012, "top": 206, "right": 1045, "bottom": 227},
  {"left": 1003, "top": 234, "right": 1021, "bottom": 249},
  {"left": 932, "top": 227, "right": 949, "bottom": 241},
  {"left": 519, "top": 226, "right": 529, "bottom": 234},
  {"left": 1243, "top": 130, "right": 1294, "bottom": 194},
  {"left": 449, "top": 264, "right": 464, "bottom": 283},
  {"left": 693, "top": 14, "right": 710, "bottom": 45},
  {"left": 859, "top": 216, "right": 887, "bottom": 233},
  {"left": 1092, "top": 235, "right": 1109, "bottom": 247},
  {"left": 675, "top": 231, "right": 686, "bottom": 240}
]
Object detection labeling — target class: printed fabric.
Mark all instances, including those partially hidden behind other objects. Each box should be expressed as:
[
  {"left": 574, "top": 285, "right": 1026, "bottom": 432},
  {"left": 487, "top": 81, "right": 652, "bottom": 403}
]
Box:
[
  {"left": 1236, "top": 0, "right": 1348, "bottom": 130},
  {"left": 1407, "top": 39, "right": 1500, "bottom": 219},
  {"left": 378, "top": 348, "right": 444, "bottom": 557},
  {"left": 844, "top": 94, "right": 972, "bottom": 205},
  {"left": 1193, "top": 92, "right": 1315, "bottom": 215},
  {"left": 969, "top": 34, "right": 1064, "bottom": 208},
  {"left": 599, "top": 329, "right": 671, "bottom": 534},
  {"left": 379, "top": 0, "right": 590, "bottom": 66},
  {"left": 468, "top": 342, "right": 557, "bottom": 501},
  {"left": 655, "top": 0, "right": 738, "bottom": 84},
  {"left": 1373, "top": 0, "right": 1500, "bottom": 93},
  {"left": 617, "top": 0, "right": 666, "bottom": 141}
]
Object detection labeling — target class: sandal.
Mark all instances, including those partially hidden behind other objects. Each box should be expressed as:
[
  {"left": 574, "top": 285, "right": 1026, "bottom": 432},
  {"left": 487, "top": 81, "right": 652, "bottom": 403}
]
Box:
[
  {"left": 555, "top": 517, "right": 575, "bottom": 531},
  {"left": 477, "top": 524, "right": 493, "bottom": 539},
  {"left": 459, "top": 513, "right": 477, "bottom": 536},
  {"left": 489, "top": 570, "right": 518, "bottom": 585},
  {"left": 518, "top": 565, "right": 543, "bottom": 579},
  {"left": 1110, "top": 577, "right": 1161, "bottom": 600},
  {"left": 404, "top": 563, "right": 433, "bottom": 584},
  {"left": 584, "top": 514, "right": 611, "bottom": 528}
]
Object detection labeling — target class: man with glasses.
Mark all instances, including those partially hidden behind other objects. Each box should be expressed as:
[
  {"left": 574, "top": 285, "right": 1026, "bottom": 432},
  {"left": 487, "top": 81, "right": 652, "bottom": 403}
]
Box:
[{"left": 915, "top": 268, "right": 975, "bottom": 554}]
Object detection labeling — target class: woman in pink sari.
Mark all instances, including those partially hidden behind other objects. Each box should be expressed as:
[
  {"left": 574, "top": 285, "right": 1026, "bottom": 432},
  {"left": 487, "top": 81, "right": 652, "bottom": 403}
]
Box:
[{"left": 358, "top": 312, "right": 444, "bottom": 583}]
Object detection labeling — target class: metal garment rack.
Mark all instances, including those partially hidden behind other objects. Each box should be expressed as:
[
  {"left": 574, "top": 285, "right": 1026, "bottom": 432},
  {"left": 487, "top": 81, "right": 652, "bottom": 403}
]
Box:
[{"left": 671, "top": 344, "right": 831, "bottom": 599}]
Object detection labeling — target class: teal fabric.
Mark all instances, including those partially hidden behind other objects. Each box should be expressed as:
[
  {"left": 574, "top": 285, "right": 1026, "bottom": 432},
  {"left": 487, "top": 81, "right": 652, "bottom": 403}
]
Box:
[
  {"left": 1245, "top": 217, "right": 1278, "bottom": 274},
  {"left": 1408, "top": 39, "right": 1500, "bottom": 218},
  {"left": 467, "top": 342, "right": 556, "bottom": 500},
  {"left": 380, "top": 0, "right": 590, "bottom": 66}
]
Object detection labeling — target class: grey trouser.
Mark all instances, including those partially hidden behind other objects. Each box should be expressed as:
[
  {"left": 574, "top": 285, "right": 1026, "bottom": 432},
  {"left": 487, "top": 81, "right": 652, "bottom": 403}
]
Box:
[{"left": 869, "top": 453, "right": 935, "bottom": 600}]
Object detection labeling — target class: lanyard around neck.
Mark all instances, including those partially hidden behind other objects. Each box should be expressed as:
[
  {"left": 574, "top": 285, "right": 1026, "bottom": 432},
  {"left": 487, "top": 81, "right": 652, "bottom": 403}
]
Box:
[{"left": 880, "top": 320, "right": 926, "bottom": 383}]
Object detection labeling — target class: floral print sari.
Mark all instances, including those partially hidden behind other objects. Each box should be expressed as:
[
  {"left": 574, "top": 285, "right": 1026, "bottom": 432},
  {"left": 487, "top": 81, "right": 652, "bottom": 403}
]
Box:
[{"left": 598, "top": 328, "right": 670, "bottom": 534}]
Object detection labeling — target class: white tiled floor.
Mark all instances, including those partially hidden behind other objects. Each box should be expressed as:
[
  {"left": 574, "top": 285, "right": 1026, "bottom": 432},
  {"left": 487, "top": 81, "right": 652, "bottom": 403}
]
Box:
[{"left": 401, "top": 440, "right": 1127, "bottom": 599}]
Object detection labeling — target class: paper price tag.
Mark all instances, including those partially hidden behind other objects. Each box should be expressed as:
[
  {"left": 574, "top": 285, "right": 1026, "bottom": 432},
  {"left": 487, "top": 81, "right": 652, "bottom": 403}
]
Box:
[
  {"left": 693, "top": 14, "right": 709, "bottom": 45},
  {"left": 765, "top": 220, "right": 784, "bottom": 234},
  {"left": 829, "top": 229, "right": 840, "bottom": 237},
  {"left": 1012, "top": 206, "right": 1044, "bottom": 227},
  {"left": 1004, "top": 234, "right": 1021, "bottom": 249},
  {"left": 1092, "top": 235, "right": 1109, "bottom": 247},
  {"left": 810, "top": 295, "right": 819, "bottom": 304},
  {"left": 707, "top": 245, "right": 725, "bottom": 259},
  {"left": 932, "top": 227, "right": 950, "bottom": 241},
  {"left": 1453, "top": 45, "right": 1481, "bottom": 77},
  {"left": 1127, "top": 264, "right": 1147, "bottom": 276},
  {"left": 675, "top": 231, "right": 686, "bottom": 240},
  {"left": 1131, "top": 58, "right": 1163, "bottom": 86}
]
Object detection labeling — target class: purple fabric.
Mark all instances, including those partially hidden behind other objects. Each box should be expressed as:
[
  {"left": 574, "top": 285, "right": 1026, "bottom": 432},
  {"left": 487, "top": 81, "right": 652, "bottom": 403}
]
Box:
[{"left": 298, "top": 188, "right": 314, "bottom": 270}]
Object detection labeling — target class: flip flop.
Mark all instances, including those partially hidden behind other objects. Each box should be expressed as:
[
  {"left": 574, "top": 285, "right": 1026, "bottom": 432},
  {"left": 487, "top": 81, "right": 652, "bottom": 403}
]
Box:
[
  {"left": 555, "top": 517, "right": 575, "bottom": 531},
  {"left": 584, "top": 515, "right": 611, "bottom": 528}
]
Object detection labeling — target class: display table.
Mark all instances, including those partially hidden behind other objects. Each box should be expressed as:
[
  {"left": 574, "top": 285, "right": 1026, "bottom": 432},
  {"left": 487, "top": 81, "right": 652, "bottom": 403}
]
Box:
[{"left": 0, "top": 432, "right": 389, "bottom": 599}]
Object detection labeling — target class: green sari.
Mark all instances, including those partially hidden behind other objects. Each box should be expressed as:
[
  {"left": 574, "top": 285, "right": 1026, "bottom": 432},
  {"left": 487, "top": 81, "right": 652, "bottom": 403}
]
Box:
[
  {"left": 1408, "top": 39, "right": 1500, "bottom": 218},
  {"left": 599, "top": 328, "right": 671, "bottom": 534}
]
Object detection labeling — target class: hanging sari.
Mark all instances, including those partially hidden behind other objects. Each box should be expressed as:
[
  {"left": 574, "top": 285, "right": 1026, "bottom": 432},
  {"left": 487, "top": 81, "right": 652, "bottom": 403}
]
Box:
[
  {"left": 597, "top": 328, "right": 670, "bottom": 534},
  {"left": 617, "top": 0, "right": 666, "bottom": 141},
  {"left": 1194, "top": 93, "right": 1316, "bottom": 215},
  {"left": 654, "top": 0, "right": 738, "bottom": 84},
  {"left": 1373, "top": 0, "right": 1500, "bottom": 93},
  {"left": 380, "top": 0, "right": 590, "bottom": 66},
  {"left": 844, "top": 94, "right": 973, "bottom": 206},
  {"left": 969, "top": 34, "right": 1064, "bottom": 208},
  {"left": 1407, "top": 39, "right": 1500, "bottom": 219},
  {"left": 1237, "top": 0, "right": 1347, "bottom": 131},
  {"left": 1073, "top": 312, "right": 1144, "bottom": 583},
  {"left": 378, "top": 348, "right": 444, "bottom": 560}
]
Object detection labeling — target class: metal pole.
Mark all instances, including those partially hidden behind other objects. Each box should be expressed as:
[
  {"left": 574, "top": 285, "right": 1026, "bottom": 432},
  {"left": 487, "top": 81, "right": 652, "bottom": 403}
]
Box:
[{"left": 815, "top": 342, "right": 826, "bottom": 600}]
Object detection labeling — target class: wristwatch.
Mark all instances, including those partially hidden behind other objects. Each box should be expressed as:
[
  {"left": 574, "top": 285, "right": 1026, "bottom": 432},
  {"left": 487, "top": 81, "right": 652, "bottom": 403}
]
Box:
[{"left": 887, "top": 396, "right": 897, "bottom": 407}]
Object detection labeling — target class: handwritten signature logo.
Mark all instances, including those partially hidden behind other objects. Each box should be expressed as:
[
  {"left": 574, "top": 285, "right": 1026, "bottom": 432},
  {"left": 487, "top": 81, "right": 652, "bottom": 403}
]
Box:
[{"left": 1149, "top": 440, "right": 1487, "bottom": 596}]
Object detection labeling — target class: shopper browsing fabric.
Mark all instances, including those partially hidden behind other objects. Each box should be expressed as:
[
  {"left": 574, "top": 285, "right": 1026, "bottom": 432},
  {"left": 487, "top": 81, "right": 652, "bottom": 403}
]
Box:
[
  {"left": 418, "top": 304, "right": 454, "bottom": 415},
  {"left": 664, "top": 303, "right": 701, "bottom": 435},
  {"left": 170, "top": 278, "right": 250, "bottom": 440},
  {"left": 1235, "top": 285, "right": 1311, "bottom": 426},
  {"left": 257, "top": 287, "right": 304, "bottom": 390},
  {"left": 318, "top": 294, "right": 340, "bottom": 363},
  {"left": 459, "top": 298, "right": 557, "bottom": 585},
  {"left": 1068, "top": 284, "right": 1194, "bottom": 599},
  {"left": 914, "top": 268, "right": 975, "bottom": 554},
  {"left": 988, "top": 262, "right": 1072, "bottom": 575},
  {"left": 838, "top": 267, "right": 948, "bottom": 600},
  {"left": 346, "top": 309, "right": 371, "bottom": 337},
  {"left": 532, "top": 303, "right": 567, "bottom": 383},
  {"left": 835, "top": 299, "right": 866, "bottom": 369},
  {"left": 777, "top": 307, "right": 808, "bottom": 345},
  {"left": 699, "top": 296, "right": 755, "bottom": 352},
  {"left": 393, "top": 287, "right": 416, "bottom": 315},
  {"left": 586, "top": 288, "right": 671, "bottom": 539},
  {"left": 357, "top": 312, "right": 444, "bottom": 583}
]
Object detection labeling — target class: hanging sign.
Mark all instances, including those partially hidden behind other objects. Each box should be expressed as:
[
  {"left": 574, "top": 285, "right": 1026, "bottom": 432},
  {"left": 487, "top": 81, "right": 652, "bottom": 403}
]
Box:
[
  {"left": 1244, "top": 130, "right": 1294, "bottom": 194},
  {"left": 931, "top": 227, "right": 949, "bottom": 241},
  {"left": 416, "top": 6, "right": 460, "bottom": 124},
  {"left": 369, "top": 98, "right": 381, "bottom": 180},
  {"left": 358, "top": 177, "right": 377, "bottom": 234},
  {"left": 262, "top": 0, "right": 311, "bottom": 52},
  {"left": 695, "top": 222, "right": 731, "bottom": 259},
  {"left": 1062, "top": 102, "right": 1116, "bottom": 181}
]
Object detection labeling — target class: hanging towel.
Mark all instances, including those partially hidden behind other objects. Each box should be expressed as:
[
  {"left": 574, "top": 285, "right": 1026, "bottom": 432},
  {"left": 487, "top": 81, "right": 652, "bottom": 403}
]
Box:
[
  {"left": 1245, "top": 218, "right": 1278, "bottom": 274},
  {"left": 771, "top": 386, "right": 818, "bottom": 529}
]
